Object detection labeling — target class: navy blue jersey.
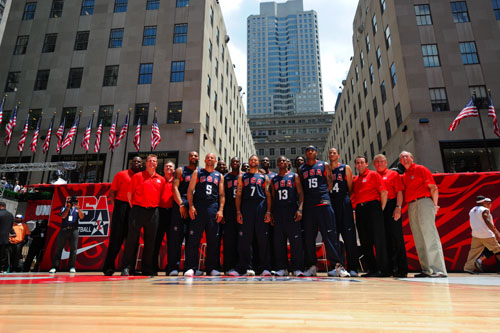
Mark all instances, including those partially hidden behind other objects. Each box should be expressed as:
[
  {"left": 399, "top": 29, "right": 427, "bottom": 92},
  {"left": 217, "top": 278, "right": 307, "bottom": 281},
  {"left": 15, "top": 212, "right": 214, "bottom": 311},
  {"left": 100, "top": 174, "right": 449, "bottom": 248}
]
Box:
[
  {"left": 179, "top": 166, "right": 196, "bottom": 199},
  {"left": 330, "top": 163, "right": 349, "bottom": 201},
  {"left": 242, "top": 172, "right": 266, "bottom": 201},
  {"left": 194, "top": 169, "right": 222, "bottom": 203},
  {"left": 224, "top": 173, "right": 239, "bottom": 208},
  {"left": 300, "top": 161, "right": 330, "bottom": 206},
  {"left": 266, "top": 171, "right": 277, "bottom": 182},
  {"left": 272, "top": 172, "right": 297, "bottom": 206}
]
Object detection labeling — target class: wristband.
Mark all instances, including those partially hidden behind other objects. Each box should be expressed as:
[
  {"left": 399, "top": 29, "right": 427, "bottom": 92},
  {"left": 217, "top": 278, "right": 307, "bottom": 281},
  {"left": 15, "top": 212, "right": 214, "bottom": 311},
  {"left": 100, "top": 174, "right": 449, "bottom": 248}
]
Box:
[
  {"left": 237, "top": 211, "right": 241, "bottom": 214},
  {"left": 396, "top": 205, "right": 402, "bottom": 209},
  {"left": 297, "top": 209, "right": 302, "bottom": 213},
  {"left": 266, "top": 211, "right": 271, "bottom": 214}
]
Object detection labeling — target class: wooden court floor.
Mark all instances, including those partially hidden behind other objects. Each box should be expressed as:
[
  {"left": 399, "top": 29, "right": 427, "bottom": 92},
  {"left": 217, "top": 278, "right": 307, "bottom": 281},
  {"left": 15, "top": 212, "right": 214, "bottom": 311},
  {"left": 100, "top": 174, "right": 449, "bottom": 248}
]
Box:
[{"left": 1, "top": 273, "right": 500, "bottom": 332}]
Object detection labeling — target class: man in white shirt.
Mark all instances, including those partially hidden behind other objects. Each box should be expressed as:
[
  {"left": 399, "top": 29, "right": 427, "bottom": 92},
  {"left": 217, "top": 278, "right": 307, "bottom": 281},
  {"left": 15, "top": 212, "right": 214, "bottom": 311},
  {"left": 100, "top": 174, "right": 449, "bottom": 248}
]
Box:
[{"left": 464, "top": 195, "right": 500, "bottom": 274}]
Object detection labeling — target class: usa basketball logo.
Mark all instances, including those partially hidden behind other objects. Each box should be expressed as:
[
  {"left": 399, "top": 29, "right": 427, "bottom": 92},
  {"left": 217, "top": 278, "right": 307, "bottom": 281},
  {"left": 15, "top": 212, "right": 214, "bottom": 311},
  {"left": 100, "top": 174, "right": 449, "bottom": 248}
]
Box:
[{"left": 77, "top": 196, "right": 111, "bottom": 237}]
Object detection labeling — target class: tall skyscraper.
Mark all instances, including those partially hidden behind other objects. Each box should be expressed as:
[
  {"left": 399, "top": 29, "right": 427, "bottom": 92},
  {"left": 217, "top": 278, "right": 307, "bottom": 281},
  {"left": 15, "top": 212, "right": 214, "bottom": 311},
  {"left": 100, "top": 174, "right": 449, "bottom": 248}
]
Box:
[{"left": 247, "top": 0, "right": 324, "bottom": 116}]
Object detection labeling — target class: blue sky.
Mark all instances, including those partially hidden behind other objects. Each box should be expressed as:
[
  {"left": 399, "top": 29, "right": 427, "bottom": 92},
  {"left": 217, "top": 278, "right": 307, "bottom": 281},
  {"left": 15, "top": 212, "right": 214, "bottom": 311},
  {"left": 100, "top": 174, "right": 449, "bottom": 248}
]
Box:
[{"left": 220, "top": 0, "right": 359, "bottom": 112}]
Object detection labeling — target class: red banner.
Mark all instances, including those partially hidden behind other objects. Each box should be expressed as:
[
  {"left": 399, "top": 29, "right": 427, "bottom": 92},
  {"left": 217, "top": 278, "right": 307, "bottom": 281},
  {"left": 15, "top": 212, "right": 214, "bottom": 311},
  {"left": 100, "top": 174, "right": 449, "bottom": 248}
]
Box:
[{"left": 24, "top": 199, "right": 52, "bottom": 221}]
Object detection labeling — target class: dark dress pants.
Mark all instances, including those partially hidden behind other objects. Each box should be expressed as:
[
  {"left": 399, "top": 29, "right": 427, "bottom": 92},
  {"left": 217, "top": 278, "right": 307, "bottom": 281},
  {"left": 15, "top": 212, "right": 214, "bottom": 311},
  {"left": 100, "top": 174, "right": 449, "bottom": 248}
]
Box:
[
  {"left": 52, "top": 227, "right": 79, "bottom": 269},
  {"left": 332, "top": 195, "right": 360, "bottom": 271},
  {"left": 102, "top": 199, "right": 130, "bottom": 273},
  {"left": 383, "top": 199, "right": 408, "bottom": 275}
]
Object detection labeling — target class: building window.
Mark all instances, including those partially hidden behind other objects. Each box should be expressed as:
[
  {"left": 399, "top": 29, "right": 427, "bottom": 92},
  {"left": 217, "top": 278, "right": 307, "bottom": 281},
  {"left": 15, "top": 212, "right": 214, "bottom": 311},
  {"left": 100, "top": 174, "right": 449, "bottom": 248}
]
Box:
[
  {"left": 451, "top": 2, "right": 470, "bottom": 23},
  {"left": 207, "top": 75, "right": 211, "bottom": 96},
  {"left": 206, "top": 113, "right": 210, "bottom": 132},
  {"left": 494, "top": 0, "right": 500, "bottom": 20},
  {"left": 385, "top": 119, "right": 392, "bottom": 140},
  {"left": 5, "top": 72, "right": 20, "bottom": 93},
  {"left": 215, "top": 58, "right": 219, "bottom": 77},
  {"left": 167, "top": 101, "right": 182, "bottom": 124},
  {"left": 50, "top": 0, "right": 64, "bottom": 18},
  {"left": 380, "top": 81, "right": 387, "bottom": 104},
  {"left": 372, "top": 14, "right": 378, "bottom": 34},
  {"left": 422, "top": 44, "right": 440, "bottom": 67},
  {"left": 390, "top": 63, "right": 397, "bottom": 87},
  {"left": 376, "top": 47, "right": 382, "bottom": 68},
  {"left": 258, "top": 148, "right": 264, "bottom": 156},
  {"left": 370, "top": 142, "right": 375, "bottom": 160},
  {"left": 14, "top": 36, "right": 29, "bottom": 55},
  {"left": 384, "top": 26, "right": 391, "bottom": 49},
  {"left": 373, "top": 97, "right": 378, "bottom": 117},
  {"left": 81, "top": 0, "right": 94, "bottom": 15},
  {"left": 98, "top": 105, "right": 114, "bottom": 126},
  {"left": 28, "top": 109, "right": 43, "bottom": 130},
  {"left": 212, "top": 127, "right": 216, "bottom": 145},
  {"left": 109, "top": 29, "right": 124, "bottom": 48},
  {"left": 216, "top": 27, "right": 220, "bottom": 46},
  {"left": 290, "top": 148, "right": 296, "bottom": 155},
  {"left": 143, "top": 26, "right": 157, "bottom": 46},
  {"left": 395, "top": 103, "right": 402, "bottom": 127},
  {"left": 459, "top": 42, "right": 479, "bottom": 65},
  {"left": 138, "top": 63, "right": 153, "bottom": 84},
  {"left": 469, "top": 85, "right": 488, "bottom": 99},
  {"left": 62, "top": 107, "right": 77, "bottom": 128},
  {"left": 269, "top": 148, "right": 275, "bottom": 156},
  {"left": 367, "top": 109, "right": 372, "bottom": 128},
  {"left": 360, "top": 51, "right": 365, "bottom": 68},
  {"left": 170, "top": 61, "right": 185, "bottom": 82},
  {"left": 208, "top": 39, "right": 212, "bottom": 60},
  {"left": 210, "top": 6, "right": 214, "bottom": 26},
  {"left": 34, "top": 70, "right": 50, "bottom": 90},
  {"left": 377, "top": 131, "right": 382, "bottom": 150},
  {"left": 365, "top": 34, "right": 371, "bottom": 52},
  {"left": 23, "top": 2, "right": 37, "bottom": 20},
  {"left": 134, "top": 104, "right": 149, "bottom": 125},
  {"left": 42, "top": 34, "right": 57, "bottom": 53},
  {"left": 214, "top": 92, "right": 218, "bottom": 111},
  {"left": 103, "top": 65, "right": 119, "bottom": 86},
  {"left": 114, "top": 0, "right": 127, "bottom": 13},
  {"left": 280, "top": 148, "right": 286, "bottom": 155},
  {"left": 380, "top": 0, "right": 386, "bottom": 14},
  {"left": 176, "top": 0, "right": 189, "bottom": 7},
  {"left": 74, "top": 31, "right": 90, "bottom": 51},
  {"left": 415, "top": 4, "right": 432, "bottom": 25},
  {"left": 174, "top": 24, "right": 188, "bottom": 43},
  {"left": 67, "top": 68, "right": 83, "bottom": 89},
  {"left": 146, "top": 0, "right": 160, "bottom": 10},
  {"left": 429, "top": 88, "right": 449, "bottom": 112},
  {"left": 363, "top": 80, "right": 368, "bottom": 97}
]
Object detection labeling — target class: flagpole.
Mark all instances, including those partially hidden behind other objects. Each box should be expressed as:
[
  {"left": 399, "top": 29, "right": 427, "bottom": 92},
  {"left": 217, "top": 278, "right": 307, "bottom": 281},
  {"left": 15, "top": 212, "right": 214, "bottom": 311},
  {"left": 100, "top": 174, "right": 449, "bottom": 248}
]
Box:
[
  {"left": 95, "top": 120, "right": 102, "bottom": 182},
  {"left": 107, "top": 109, "right": 120, "bottom": 182},
  {"left": 82, "top": 111, "right": 95, "bottom": 183},
  {"left": 71, "top": 110, "right": 82, "bottom": 160},
  {"left": 121, "top": 109, "right": 132, "bottom": 171},
  {"left": 17, "top": 112, "right": 31, "bottom": 181},
  {"left": 3, "top": 102, "right": 20, "bottom": 165},
  {"left": 473, "top": 92, "right": 493, "bottom": 171},
  {"left": 41, "top": 112, "right": 56, "bottom": 184},
  {"left": 27, "top": 113, "right": 42, "bottom": 185}
]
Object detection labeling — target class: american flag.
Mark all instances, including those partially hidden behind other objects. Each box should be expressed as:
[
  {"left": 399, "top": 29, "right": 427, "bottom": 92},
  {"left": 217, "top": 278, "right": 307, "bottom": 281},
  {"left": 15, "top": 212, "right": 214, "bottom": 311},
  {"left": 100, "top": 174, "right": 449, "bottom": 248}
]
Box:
[
  {"left": 151, "top": 111, "right": 161, "bottom": 151},
  {"left": 81, "top": 114, "right": 94, "bottom": 152},
  {"left": 489, "top": 96, "right": 500, "bottom": 137},
  {"left": 113, "top": 113, "right": 128, "bottom": 150},
  {"left": 30, "top": 117, "right": 41, "bottom": 153},
  {"left": 55, "top": 117, "right": 66, "bottom": 153},
  {"left": 17, "top": 116, "right": 29, "bottom": 152},
  {"left": 42, "top": 116, "right": 54, "bottom": 154},
  {"left": 94, "top": 119, "right": 103, "bottom": 153},
  {"left": 133, "top": 117, "right": 141, "bottom": 151},
  {"left": 0, "top": 97, "right": 5, "bottom": 125},
  {"left": 449, "top": 97, "right": 479, "bottom": 132},
  {"left": 109, "top": 114, "right": 117, "bottom": 152},
  {"left": 61, "top": 115, "right": 79, "bottom": 150},
  {"left": 3, "top": 104, "right": 17, "bottom": 146}
]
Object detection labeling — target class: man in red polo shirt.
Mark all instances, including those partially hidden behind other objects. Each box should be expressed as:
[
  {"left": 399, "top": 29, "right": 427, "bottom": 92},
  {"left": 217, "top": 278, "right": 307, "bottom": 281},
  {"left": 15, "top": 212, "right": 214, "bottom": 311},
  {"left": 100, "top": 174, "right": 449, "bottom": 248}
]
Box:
[
  {"left": 399, "top": 151, "right": 447, "bottom": 278},
  {"left": 374, "top": 154, "right": 408, "bottom": 278},
  {"left": 352, "top": 156, "right": 389, "bottom": 277},
  {"left": 121, "top": 154, "right": 165, "bottom": 276},
  {"left": 152, "top": 161, "right": 175, "bottom": 274},
  {"left": 103, "top": 156, "right": 142, "bottom": 276}
]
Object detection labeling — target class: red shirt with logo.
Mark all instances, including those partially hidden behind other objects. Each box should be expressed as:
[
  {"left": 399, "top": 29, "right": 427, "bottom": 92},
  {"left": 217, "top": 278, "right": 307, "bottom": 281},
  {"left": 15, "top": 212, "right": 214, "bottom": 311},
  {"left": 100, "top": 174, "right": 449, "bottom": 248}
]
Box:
[
  {"left": 402, "top": 163, "right": 435, "bottom": 202},
  {"left": 352, "top": 169, "right": 386, "bottom": 206},
  {"left": 377, "top": 168, "right": 404, "bottom": 200},
  {"left": 159, "top": 176, "right": 174, "bottom": 209},
  {"left": 128, "top": 170, "right": 165, "bottom": 208},
  {"left": 111, "top": 169, "right": 135, "bottom": 202}
]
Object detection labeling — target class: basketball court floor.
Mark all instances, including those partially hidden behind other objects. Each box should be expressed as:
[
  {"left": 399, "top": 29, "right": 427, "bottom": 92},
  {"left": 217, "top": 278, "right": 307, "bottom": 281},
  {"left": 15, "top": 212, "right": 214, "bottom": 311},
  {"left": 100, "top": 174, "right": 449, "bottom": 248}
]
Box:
[{"left": 1, "top": 272, "right": 499, "bottom": 331}]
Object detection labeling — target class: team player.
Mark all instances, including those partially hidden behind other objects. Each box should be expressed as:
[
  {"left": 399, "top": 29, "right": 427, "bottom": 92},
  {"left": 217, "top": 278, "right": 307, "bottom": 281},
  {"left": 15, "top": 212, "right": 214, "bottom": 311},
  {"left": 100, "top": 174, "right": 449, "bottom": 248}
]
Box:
[
  {"left": 261, "top": 157, "right": 276, "bottom": 272},
  {"left": 271, "top": 156, "right": 305, "bottom": 277},
  {"left": 300, "top": 145, "right": 350, "bottom": 277},
  {"left": 222, "top": 157, "right": 241, "bottom": 273},
  {"left": 167, "top": 151, "right": 199, "bottom": 276},
  {"left": 184, "top": 153, "right": 225, "bottom": 277},
  {"left": 231, "top": 155, "right": 272, "bottom": 276},
  {"left": 103, "top": 156, "right": 142, "bottom": 276},
  {"left": 328, "top": 148, "right": 360, "bottom": 276}
]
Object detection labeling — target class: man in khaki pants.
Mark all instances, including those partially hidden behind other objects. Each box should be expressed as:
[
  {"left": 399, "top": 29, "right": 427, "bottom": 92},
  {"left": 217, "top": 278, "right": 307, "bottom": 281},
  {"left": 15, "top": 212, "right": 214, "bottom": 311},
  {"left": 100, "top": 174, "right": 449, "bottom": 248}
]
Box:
[{"left": 399, "top": 151, "right": 447, "bottom": 278}]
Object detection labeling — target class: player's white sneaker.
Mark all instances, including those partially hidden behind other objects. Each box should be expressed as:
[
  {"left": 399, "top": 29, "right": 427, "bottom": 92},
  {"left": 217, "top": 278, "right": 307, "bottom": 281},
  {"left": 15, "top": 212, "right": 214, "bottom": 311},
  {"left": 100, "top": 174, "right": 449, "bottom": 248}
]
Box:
[
  {"left": 304, "top": 265, "right": 317, "bottom": 277},
  {"left": 228, "top": 269, "right": 239, "bottom": 277},
  {"left": 184, "top": 269, "right": 194, "bottom": 277},
  {"left": 246, "top": 269, "right": 256, "bottom": 276},
  {"left": 210, "top": 269, "right": 222, "bottom": 276},
  {"left": 49, "top": 268, "right": 56, "bottom": 273},
  {"left": 294, "top": 270, "right": 305, "bottom": 277},
  {"left": 69, "top": 267, "right": 76, "bottom": 273},
  {"left": 328, "top": 264, "right": 351, "bottom": 277},
  {"left": 275, "top": 269, "right": 288, "bottom": 277},
  {"left": 261, "top": 270, "right": 272, "bottom": 276},
  {"left": 168, "top": 270, "right": 179, "bottom": 276}
]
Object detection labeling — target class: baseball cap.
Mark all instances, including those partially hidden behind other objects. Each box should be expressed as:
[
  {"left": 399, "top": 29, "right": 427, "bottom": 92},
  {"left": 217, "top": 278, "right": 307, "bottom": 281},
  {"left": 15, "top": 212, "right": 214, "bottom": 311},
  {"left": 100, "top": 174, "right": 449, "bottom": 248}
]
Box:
[
  {"left": 476, "top": 195, "right": 492, "bottom": 203},
  {"left": 15, "top": 214, "right": 23, "bottom": 219},
  {"left": 305, "top": 145, "right": 317, "bottom": 151}
]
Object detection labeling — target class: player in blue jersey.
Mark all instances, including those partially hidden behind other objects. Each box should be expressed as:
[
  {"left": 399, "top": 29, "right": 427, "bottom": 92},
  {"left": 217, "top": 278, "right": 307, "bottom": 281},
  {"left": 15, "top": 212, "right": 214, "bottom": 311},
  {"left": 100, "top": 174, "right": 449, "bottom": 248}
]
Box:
[
  {"left": 272, "top": 156, "right": 305, "bottom": 277},
  {"left": 230, "top": 155, "right": 272, "bottom": 276},
  {"left": 261, "top": 157, "right": 277, "bottom": 273},
  {"left": 329, "top": 148, "right": 360, "bottom": 276},
  {"left": 222, "top": 157, "right": 241, "bottom": 274},
  {"left": 167, "top": 151, "right": 198, "bottom": 276},
  {"left": 299, "top": 145, "right": 350, "bottom": 277},
  {"left": 184, "top": 153, "right": 225, "bottom": 277}
]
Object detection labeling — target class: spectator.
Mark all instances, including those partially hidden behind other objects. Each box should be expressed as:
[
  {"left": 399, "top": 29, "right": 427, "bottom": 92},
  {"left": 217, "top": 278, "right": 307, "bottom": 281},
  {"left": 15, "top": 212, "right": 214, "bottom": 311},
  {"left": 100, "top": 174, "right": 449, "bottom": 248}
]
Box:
[
  {"left": 9, "top": 214, "right": 31, "bottom": 272},
  {"left": 13, "top": 181, "right": 21, "bottom": 193},
  {"left": 0, "top": 202, "right": 14, "bottom": 273},
  {"left": 23, "top": 219, "right": 48, "bottom": 272}
]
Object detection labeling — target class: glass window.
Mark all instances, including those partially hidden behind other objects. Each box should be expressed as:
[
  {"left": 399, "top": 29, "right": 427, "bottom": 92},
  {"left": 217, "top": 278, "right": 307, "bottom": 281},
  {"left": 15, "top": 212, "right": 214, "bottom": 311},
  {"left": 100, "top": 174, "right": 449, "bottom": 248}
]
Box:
[
  {"left": 373, "top": 97, "right": 378, "bottom": 117},
  {"left": 42, "top": 34, "right": 57, "bottom": 53},
  {"left": 67, "top": 68, "right": 83, "bottom": 89},
  {"left": 369, "top": 65, "right": 374, "bottom": 84},
  {"left": 146, "top": 0, "right": 160, "bottom": 10},
  {"left": 469, "top": 85, "right": 488, "bottom": 99},
  {"left": 380, "top": 81, "right": 387, "bottom": 103},
  {"left": 74, "top": 31, "right": 89, "bottom": 51},
  {"left": 28, "top": 109, "right": 43, "bottom": 130},
  {"left": 429, "top": 88, "right": 449, "bottom": 111},
  {"left": 494, "top": 0, "right": 500, "bottom": 20},
  {"left": 50, "top": 0, "right": 64, "bottom": 18},
  {"left": 280, "top": 148, "right": 286, "bottom": 155},
  {"left": 143, "top": 26, "right": 157, "bottom": 46},
  {"left": 14, "top": 36, "right": 29, "bottom": 55},
  {"left": 365, "top": 34, "right": 371, "bottom": 52},
  {"left": 376, "top": 47, "right": 382, "bottom": 68},
  {"left": 207, "top": 75, "right": 211, "bottom": 96},
  {"left": 415, "top": 4, "right": 432, "bottom": 25},
  {"left": 81, "top": 0, "right": 95, "bottom": 15},
  {"left": 363, "top": 80, "right": 368, "bottom": 97},
  {"left": 367, "top": 109, "right": 371, "bottom": 128},
  {"left": 62, "top": 107, "right": 77, "bottom": 128},
  {"left": 422, "top": 44, "right": 440, "bottom": 67},
  {"left": 34, "top": 70, "right": 50, "bottom": 91},
  {"left": 377, "top": 131, "right": 382, "bottom": 151},
  {"left": 103, "top": 65, "right": 119, "bottom": 86},
  {"left": 23, "top": 2, "right": 37, "bottom": 20},
  {"left": 360, "top": 51, "right": 365, "bottom": 67},
  {"left": 385, "top": 26, "right": 391, "bottom": 49},
  {"left": 208, "top": 39, "right": 212, "bottom": 60},
  {"left": 134, "top": 103, "right": 149, "bottom": 125},
  {"left": 174, "top": 24, "right": 188, "bottom": 43},
  {"left": 380, "top": 0, "right": 386, "bottom": 14},
  {"left": 385, "top": 119, "right": 392, "bottom": 140},
  {"left": 459, "top": 42, "right": 479, "bottom": 64},
  {"left": 170, "top": 61, "right": 185, "bottom": 82},
  {"left": 372, "top": 14, "right": 378, "bottom": 34},
  {"left": 216, "top": 27, "right": 220, "bottom": 45},
  {"left": 176, "top": 0, "right": 189, "bottom": 7},
  {"left": 5, "top": 72, "right": 20, "bottom": 93},
  {"left": 210, "top": 6, "right": 214, "bottom": 26},
  {"left": 114, "top": 0, "right": 128, "bottom": 13},
  {"left": 138, "top": 63, "right": 153, "bottom": 84},
  {"left": 395, "top": 103, "right": 402, "bottom": 127},
  {"left": 167, "top": 101, "right": 182, "bottom": 124},
  {"left": 109, "top": 29, "right": 124, "bottom": 48},
  {"left": 98, "top": 105, "right": 114, "bottom": 127},
  {"left": 390, "top": 63, "right": 397, "bottom": 87},
  {"left": 451, "top": 2, "right": 470, "bottom": 23}
]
